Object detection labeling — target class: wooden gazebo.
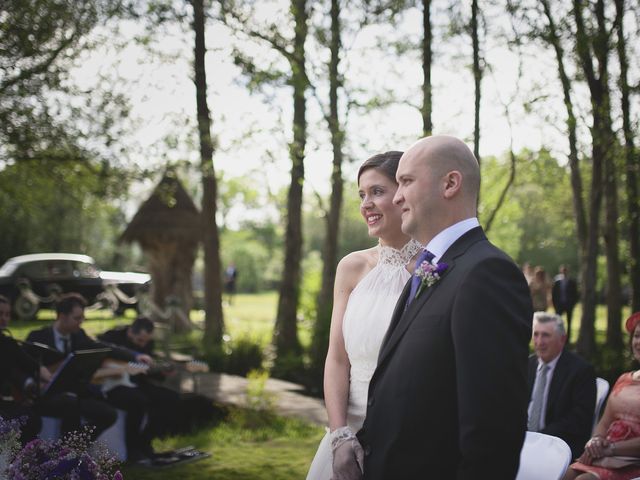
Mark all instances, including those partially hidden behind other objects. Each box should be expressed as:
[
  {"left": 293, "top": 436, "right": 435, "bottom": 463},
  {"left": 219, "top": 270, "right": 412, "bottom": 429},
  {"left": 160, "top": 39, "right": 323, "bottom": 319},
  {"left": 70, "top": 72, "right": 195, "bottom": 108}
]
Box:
[{"left": 121, "top": 171, "right": 200, "bottom": 331}]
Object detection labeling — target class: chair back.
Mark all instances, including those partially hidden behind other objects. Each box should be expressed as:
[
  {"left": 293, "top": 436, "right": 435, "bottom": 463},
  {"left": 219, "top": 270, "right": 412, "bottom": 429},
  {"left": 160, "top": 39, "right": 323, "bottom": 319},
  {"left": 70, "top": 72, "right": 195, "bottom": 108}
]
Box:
[
  {"left": 594, "top": 377, "right": 610, "bottom": 433},
  {"left": 515, "top": 431, "right": 572, "bottom": 480}
]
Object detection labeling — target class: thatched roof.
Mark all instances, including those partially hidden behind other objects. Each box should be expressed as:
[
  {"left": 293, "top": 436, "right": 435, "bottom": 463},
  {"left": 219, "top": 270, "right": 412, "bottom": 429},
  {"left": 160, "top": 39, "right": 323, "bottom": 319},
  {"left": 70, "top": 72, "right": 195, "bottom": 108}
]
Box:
[{"left": 120, "top": 172, "right": 201, "bottom": 246}]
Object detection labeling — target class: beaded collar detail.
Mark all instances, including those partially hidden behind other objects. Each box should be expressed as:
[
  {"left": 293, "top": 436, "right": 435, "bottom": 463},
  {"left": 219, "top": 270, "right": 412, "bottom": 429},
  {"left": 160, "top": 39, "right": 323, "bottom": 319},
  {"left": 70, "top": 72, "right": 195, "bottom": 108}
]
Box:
[{"left": 378, "top": 239, "right": 422, "bottom": 267}]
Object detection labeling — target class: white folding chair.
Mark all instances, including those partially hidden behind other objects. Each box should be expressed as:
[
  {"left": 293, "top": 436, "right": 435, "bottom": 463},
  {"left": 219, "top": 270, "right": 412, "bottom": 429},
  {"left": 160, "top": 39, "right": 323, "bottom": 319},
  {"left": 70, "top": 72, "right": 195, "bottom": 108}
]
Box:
[
  {"left": 516, "top": 431, "right": 572, "bottom": 480},
  {"left": 594, "top": 377, "right": 610, "bottom": 433}
]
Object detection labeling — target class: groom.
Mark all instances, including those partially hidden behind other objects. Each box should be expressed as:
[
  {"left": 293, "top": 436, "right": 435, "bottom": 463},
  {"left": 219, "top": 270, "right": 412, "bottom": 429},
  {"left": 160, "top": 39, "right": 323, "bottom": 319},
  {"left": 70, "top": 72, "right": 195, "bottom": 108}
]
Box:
[{"left": 356, "top": 135, "right": 533, "bottom": 479}]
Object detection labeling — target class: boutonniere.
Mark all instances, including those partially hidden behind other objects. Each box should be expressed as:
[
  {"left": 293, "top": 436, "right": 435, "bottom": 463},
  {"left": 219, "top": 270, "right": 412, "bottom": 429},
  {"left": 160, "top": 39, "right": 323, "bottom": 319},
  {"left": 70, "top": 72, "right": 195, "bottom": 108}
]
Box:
[{"left": 414, "top": 258, "right": 448, "bottom": 298}]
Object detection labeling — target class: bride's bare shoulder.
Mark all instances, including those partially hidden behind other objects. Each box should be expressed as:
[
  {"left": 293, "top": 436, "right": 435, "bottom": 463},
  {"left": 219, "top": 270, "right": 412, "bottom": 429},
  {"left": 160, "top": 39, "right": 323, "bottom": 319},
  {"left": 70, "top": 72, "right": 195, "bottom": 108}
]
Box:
[{"left": 337, "top": 247, "right": 378, "bottom": 283}]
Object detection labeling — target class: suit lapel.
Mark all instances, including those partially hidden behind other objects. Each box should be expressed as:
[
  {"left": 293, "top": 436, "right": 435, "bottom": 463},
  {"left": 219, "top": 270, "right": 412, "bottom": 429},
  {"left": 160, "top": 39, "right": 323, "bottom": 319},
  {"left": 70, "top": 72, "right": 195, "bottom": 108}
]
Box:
[
  {"left": 375, "top": 227, "right": 486, "bottom": 370},
  {"left": 378, "top": 278, "right": 412, "bottom": 355},
  {"left": 45, "top": 326, "right": 56, "bottom": 349}
]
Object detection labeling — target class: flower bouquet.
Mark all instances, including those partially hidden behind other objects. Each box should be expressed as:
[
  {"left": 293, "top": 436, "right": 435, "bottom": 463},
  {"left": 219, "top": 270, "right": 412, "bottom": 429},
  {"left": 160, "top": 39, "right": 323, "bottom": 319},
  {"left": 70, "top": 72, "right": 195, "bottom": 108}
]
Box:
[
  {"left": 0, "top": 417, "right": 122, "bottom": 480},
  {"left": 0, "top": 417, "right": 24, "bottom": 479}
]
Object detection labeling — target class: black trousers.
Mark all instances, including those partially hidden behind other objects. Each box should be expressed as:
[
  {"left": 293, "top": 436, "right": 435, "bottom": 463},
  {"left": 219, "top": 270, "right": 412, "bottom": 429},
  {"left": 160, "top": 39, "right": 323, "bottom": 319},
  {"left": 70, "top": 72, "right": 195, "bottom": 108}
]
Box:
[
  {"left": 136, "top": 381, "right": 181, "bottom": 438},
  {"left": 105, "top": 385, "right": 151, "bottom": 458},
  {"left": 36, "top": 391, "right": 117, "bottom": 440}
]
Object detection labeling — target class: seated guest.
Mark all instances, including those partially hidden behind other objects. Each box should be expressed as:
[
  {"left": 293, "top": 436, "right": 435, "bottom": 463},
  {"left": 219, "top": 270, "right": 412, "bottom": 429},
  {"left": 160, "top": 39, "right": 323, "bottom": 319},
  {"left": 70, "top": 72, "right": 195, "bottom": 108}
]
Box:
[
  {"left": 0, "top": 295, "right": 47, "bottom": 443},
  {"left": 27, "top": 292, "right": 149, "bottom": 453},
  {"left": 563, "top": 311, "right": 640, "bottom": 480},
  {"left": 528, "top": 311, "right": 596, "bottom": 459},
  {"left": 99, "top": 317, "right": 182, "bottom": 439}
]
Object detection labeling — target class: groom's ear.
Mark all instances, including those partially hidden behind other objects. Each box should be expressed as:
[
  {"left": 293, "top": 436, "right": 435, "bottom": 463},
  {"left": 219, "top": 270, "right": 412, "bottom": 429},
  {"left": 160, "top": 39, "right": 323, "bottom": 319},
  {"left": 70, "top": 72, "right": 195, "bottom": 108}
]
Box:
[{"left": 442, "top": 170, "right": 463, "bottom": 199}]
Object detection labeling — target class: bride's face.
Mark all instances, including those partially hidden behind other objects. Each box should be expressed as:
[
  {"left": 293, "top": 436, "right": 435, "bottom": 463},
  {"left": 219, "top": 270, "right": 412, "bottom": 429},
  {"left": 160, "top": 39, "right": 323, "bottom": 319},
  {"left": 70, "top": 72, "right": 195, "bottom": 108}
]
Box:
[{"left": 358, "top": 168, "right": 403, "bottom": 241}]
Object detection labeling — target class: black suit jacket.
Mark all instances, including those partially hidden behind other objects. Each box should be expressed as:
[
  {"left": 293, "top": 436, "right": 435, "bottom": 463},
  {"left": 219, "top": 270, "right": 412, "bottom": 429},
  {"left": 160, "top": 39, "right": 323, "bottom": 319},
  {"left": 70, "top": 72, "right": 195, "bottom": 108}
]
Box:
[
  {"left": 0, "top": 332, "right": 38, "bottom": 394},
  {"left": 552, "top": 277, "right": 578, "bottom": 311},
  {"left": 527, "top": 351, "right": 595, "bottom": 458},
  {"left": 98, "top": 327, "right": 155, "bottom": 356},
  {"left": 357, "top": 227, "right": 533, "bottom": 480},
  {"left": 26, "top": 326, "right": 137, "bottom": 366}
]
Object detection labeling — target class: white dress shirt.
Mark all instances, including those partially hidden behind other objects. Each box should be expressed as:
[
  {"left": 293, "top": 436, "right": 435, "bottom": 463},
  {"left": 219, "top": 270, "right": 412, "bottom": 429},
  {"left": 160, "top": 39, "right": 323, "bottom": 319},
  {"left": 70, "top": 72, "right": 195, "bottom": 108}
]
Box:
[
  {"left": 53, "top": 327, "right": 71, "bottom": 353},
  {"left": 425, "top": 217, "right": 481, "bottom": 262}
]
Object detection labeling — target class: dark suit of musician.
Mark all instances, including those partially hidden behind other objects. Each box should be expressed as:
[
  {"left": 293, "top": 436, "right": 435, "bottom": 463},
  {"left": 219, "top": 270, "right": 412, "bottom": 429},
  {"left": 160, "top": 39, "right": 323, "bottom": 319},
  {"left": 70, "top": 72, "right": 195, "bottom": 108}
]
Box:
[
  {"left": 528, "top": 342, "right": 595, "bottom": 458},
  {"left": 356, "top": 136, "right": 533, "bottom": 480},
  {"left": 99, "top": 325, "right": 181, "bottom": 440},
  {"left": 0, "top": 331, "right": 42, "bottom": 442},
  {"left": 26, "top": 325, "right": 120, "bottom": 439},
  {"left": 28, "top": 324, "right": 156, "bottom": 459}
]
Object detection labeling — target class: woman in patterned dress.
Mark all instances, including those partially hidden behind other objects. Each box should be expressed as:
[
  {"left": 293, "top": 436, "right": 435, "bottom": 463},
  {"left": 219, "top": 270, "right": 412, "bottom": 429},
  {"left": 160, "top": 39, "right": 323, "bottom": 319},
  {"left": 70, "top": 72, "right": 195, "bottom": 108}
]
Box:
[{"left": 563, "top": 311, "right": 640, "bottom": 480}]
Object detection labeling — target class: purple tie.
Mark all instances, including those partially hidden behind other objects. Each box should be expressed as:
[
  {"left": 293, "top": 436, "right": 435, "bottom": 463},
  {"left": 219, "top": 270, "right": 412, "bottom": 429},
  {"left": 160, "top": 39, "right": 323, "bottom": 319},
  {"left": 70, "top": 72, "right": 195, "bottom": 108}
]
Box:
[{"left": 406, "top": 249, "right": 435, "bottom": 307}]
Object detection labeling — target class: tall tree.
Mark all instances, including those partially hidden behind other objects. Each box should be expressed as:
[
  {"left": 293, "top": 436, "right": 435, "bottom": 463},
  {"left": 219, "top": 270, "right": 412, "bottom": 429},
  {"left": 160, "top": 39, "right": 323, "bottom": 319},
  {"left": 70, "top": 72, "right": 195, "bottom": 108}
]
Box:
[
  {"left": 273, "top": 0, "right": 309, "bottom": 367},
  {"left": 191, "top": 0, "right": 225, "bottom": 345},
  {"left": 471, "top": 0, "right": 482, "bottom": 163},
  {"left": 614, "top": 0, "right": 640, "bottom": 313},
  {"left": 422, "top": 0, "right": 433, "bottom": 136},
  {"left": 538, "top": 0, "right": 588, "bottom": 343},
  {"left": 573, "top": 0, "right": 614, "bottom": 357},
  {"left": 219, "top": 0, "right": 310, "bottom": 370},
  {"left": 310, "top": 0, "right": 345, "bottom": 390}
]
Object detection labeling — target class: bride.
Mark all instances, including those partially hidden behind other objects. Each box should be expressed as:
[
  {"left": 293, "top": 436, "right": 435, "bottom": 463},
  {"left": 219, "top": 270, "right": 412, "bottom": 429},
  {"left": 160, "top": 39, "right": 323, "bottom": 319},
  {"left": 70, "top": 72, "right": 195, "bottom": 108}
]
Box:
[{"left": 306, "top": 151, "right": 421, "bottom": 480}]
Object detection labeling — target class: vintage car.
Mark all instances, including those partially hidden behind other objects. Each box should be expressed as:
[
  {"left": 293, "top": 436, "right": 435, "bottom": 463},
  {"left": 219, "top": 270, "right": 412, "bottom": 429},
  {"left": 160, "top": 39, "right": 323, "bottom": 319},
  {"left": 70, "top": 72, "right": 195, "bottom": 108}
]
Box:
[{"left": 0, "top": 253, "right": 150, "bottom": 319}]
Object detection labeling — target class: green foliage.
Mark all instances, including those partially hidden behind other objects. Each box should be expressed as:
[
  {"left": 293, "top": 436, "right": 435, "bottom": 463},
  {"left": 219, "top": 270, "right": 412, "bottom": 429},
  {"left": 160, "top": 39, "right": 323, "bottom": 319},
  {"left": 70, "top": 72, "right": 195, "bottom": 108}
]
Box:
[
  {"left": 204, "top": 335, "right": 265, "bottom": 377},
  {"left": 246, "top": 369, "right": 276, "bottom": 411},
  {"left": 593, "top": 343, "right": 633, "bottom": 387},
  {"left": 0, "top": 158, "right": 137, "bottom": 267},
  {"left": 479, "top": 149, "right": 579, "bottom": 272},
  {"left": 271, "top": 351, "right": 307, "bottom": 386},
  {"left": 298, "top": 251, "right": 322, "bottom": 327},
  {"left": 303, "top": 178, "right": 374, "bottom": 262},
  {"left": 0, "top": 0, "right": 130, "bottom": 165},
  {"left": 219, "top": 229, "right": 282, "bottom": 292}
]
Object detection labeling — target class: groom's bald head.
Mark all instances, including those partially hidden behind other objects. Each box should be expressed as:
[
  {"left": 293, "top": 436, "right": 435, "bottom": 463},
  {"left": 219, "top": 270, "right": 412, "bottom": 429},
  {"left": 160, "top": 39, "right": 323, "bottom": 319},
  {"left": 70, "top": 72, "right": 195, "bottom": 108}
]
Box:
[
  {"left": 394, "top": 135, "right": 480, "bottom": 244},
  {"left": 409, "top": 135, "right": 480, "bottom": 205}
]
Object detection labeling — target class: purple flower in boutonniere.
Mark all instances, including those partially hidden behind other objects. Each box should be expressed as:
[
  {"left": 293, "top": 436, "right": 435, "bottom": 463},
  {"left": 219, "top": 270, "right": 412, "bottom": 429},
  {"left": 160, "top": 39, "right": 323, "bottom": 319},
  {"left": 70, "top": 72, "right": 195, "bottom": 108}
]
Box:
[{"left": 414, "top": 258, "right": 448, "bottom": 298}]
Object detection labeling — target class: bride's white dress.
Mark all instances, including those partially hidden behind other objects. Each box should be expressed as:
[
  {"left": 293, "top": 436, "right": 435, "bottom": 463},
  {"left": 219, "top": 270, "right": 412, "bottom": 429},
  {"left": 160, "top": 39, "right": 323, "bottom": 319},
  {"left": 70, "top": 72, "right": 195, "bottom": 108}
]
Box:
[{"left": 306, "top": 240, "right": 421, "bottom": 480}]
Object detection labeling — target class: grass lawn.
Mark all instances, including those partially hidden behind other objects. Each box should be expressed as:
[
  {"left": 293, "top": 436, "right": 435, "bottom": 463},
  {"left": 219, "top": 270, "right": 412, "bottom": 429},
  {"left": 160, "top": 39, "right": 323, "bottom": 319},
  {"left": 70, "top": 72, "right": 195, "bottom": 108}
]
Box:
[
  {"left": 8, "top": 292, "right": 283, "bottom": 344},
  {"left": 7, "top": 292, "right": 324, "bottom": 479},
  {"left": 121, "top": 410, "right": 324, "bottom": 480}
]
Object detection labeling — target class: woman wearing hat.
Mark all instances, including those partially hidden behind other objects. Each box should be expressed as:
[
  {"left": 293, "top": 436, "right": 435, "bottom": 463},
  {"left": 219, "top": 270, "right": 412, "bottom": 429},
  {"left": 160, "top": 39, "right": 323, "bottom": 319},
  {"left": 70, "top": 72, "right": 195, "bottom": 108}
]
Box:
[{"left": 563, "top": 311, "right": 640, "bottom": 480}]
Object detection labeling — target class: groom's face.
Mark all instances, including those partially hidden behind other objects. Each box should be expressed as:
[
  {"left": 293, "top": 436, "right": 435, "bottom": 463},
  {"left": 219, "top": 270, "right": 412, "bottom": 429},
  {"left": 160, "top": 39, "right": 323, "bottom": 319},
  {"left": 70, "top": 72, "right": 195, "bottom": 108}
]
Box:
[{"left": 394, "top": 151, "right": 441, "bottom": 244}]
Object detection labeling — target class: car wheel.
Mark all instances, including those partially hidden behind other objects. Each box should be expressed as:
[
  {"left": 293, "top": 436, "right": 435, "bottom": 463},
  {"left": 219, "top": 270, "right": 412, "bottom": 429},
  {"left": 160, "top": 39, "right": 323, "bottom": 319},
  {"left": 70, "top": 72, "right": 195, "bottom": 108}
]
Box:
[
  {"left": 14, "top": 295, "right": 39, "bottom": 320},
  {"left": 96, "top": 291, "right": 119, "bottom": 313},
  {"left": 45, "top": 283, "right": 63, "bottom": 299}
]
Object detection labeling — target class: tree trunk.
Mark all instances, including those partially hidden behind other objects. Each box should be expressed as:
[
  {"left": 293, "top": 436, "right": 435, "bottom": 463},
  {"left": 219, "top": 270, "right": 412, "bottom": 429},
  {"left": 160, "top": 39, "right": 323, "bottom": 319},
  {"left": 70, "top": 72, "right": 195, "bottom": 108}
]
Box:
[
  {"left": 310, "top": 0, "right": 344, "bottom": 392},
  {"left": 573, "top": 0, "right": 608, "bottom": 359},
  {"left": 471, "top": 0, "right": 481, "bottom": 164},
  {"left": 540, "top": 0, "right": 588, "bottom": 347},
  {"left": 192, "top": 0, "right": 224, "bottom": 346},
  {"left": 273, "top": 0, "right": 308, "bottom": 368},
  {"left": 589, "top": 0, "right": 623, "bottom": 350},
  {"left": 421, "top": 0, "right": 432, "bottom": 137},
  {"left": 615, "top": 0, "right": 640, "bottom": 313}
]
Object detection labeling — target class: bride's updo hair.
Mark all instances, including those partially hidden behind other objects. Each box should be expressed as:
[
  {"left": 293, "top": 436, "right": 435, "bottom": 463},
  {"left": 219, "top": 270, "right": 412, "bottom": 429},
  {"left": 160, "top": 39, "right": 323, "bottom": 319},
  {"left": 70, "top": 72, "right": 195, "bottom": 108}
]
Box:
[{"left": 357, "top": 151, "right": 403, "bottom": 184}]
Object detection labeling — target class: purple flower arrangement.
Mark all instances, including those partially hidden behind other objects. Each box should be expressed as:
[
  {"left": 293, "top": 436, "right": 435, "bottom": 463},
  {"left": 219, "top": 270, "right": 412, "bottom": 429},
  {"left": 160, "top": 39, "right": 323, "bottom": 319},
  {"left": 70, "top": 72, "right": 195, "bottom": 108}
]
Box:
[
  {"left": 0, "top": 417, "right": 122, "bottom": 480},
  {"left": 414, "top": 258, "right": 448, "bottom": 298}
]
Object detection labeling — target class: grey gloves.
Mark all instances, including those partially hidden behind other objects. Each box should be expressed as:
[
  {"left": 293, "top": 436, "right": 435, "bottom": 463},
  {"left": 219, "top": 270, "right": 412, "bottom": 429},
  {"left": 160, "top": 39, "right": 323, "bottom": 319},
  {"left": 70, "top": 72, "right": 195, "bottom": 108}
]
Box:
[{"left": 330, "top": 426, "right": 364, "bottom": 480}]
